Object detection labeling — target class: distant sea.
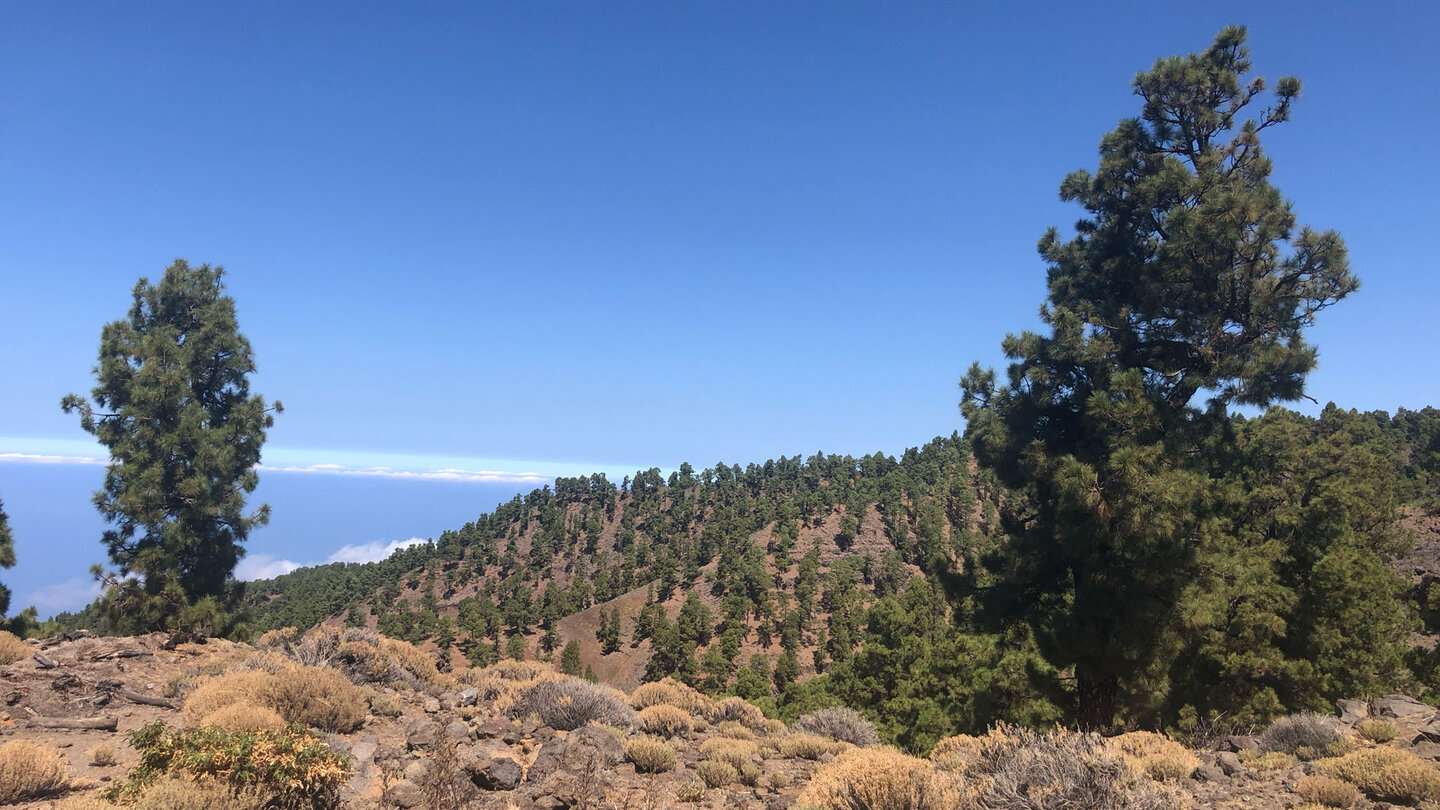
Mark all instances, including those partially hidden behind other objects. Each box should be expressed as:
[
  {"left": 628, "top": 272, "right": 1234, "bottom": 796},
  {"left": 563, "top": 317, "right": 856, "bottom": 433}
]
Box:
[{"left": 0, "top": 462, "right": 534, "bottom": 617}]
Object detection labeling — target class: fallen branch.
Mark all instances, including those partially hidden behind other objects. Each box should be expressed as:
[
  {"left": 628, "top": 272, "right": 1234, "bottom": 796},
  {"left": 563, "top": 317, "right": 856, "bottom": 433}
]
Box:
[
  {"left": 120, "top": 689, "right": 177, "bottom": 710},
  {"left": 30, "top": 716, "right": 117, "bottom": 731},
  {"left": 32, "top": 653, "right": 57, "bottom": 669}
]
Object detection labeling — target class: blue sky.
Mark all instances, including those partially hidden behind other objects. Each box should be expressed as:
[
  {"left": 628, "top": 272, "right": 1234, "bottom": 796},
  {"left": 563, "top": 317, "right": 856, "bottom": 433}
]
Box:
[{"left": 2, "top": 2, "right": 1437, "bottom": 615}]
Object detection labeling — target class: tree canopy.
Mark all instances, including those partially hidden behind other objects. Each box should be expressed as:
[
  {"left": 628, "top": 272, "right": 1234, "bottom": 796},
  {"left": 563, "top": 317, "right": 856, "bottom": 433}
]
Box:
[
  {"left": 62, "top": 260, "right": 280, "bottom": 635},
  {"left": 961, "top": 26, "right": 1361, "bottom": 729}
]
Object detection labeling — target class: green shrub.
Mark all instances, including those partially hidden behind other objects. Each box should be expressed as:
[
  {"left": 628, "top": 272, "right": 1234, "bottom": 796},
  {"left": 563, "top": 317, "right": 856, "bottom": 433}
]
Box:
[
  {"left": 104, "top": 721, "right": 351, "bottom": 810},
  {"left": 368, "top": 694, "right": 404, "bottom": 717}
]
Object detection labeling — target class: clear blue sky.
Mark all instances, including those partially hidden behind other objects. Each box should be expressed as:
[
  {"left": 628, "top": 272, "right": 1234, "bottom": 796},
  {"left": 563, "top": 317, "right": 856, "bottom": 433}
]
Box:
[{"left": 2, "top": 2, "right": 1437, "bottom": 615}]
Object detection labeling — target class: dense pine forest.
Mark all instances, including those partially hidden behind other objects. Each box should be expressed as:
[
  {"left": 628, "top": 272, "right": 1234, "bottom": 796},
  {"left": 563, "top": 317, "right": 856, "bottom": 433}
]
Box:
[{"left": 59, "top": 405, "right": 1417, "bottom": 753}]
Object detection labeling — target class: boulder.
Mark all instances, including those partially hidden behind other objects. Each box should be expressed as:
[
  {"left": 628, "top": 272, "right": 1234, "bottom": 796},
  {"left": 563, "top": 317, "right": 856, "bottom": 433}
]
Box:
[
  {"left": 405, "top": 719, "right": 442, "bottom": 750},
  {"left": 387, "top": 780, "right": 424, "bottom": 809},
  {"left": 1215, "top": 751, "right": 1243, "bottom": 777},
  {"left": 1336, "top": 698, "right": 1369, "bottom": 724},
  {"left": 445, "top": 720, "right": 472, "bottom": 743},
  {"left": 458, "top": 688, "right": 479, "bottom": 707},
  {"left": 423, "top": 697, "right": 442, "bottom": 714},
  {"left": 468, "top": 755, "right": 523, "bottom": 791},
  {"left": 1372, "top": 694, "right": 1435, "bottom": 722},
  {"left": 526, "top": 726, "right": 625, "bottom": 784}
]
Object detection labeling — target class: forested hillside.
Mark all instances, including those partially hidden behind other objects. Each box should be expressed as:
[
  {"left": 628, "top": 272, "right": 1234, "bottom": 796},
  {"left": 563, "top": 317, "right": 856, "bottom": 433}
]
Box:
[{"left": 226, "top": 406, "right": 1440, "bottom": 752}]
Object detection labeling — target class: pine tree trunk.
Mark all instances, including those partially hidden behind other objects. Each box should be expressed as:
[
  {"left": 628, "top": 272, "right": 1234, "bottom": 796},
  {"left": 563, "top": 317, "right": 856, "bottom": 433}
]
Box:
[{"left": 1076, "top": 668, "right": 1118, "bottom": 732}]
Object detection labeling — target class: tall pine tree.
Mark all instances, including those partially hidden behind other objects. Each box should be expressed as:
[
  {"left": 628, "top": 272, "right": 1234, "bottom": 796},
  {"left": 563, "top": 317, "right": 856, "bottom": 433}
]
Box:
[
  {"left": 63, "top": 260, "right": 281, "bottom": 635},
  {"left": 961, "top": 28, "right": 1357, "bottom": 729}
]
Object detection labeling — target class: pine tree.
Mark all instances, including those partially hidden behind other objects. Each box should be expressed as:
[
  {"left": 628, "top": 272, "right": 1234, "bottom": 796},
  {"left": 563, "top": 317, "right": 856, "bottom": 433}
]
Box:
[
  {"left": 0, "top": 498, "right": 14, "bottom": 616},
  {"left": 961, "top": 28, "right": 1356, "bottom": 729},
  {"left": 62, "top": 260, "right": 281, "bottom": 635},
  {"left": 560, "top": 639, "right": 583, "bottom": 676}
]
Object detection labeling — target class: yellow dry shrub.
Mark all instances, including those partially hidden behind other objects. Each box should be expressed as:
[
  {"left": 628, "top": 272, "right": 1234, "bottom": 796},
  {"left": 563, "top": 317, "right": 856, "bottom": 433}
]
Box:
[
  {"left": 694, "top": 759, "right": 738, "bottom": 788},
  {"left": 1296, "top": 773, "right": 1362, "bottom": 808},
  {"left": 380, "top": 637, "right": 442, "bottom": 686},
  {"left": 760, "top": 717, "right": 787, "bottom": 735},
  {"left": 1355, "top": 718, "right": 1398, "bottom": 744},
  {"left": 1108, "top": 731, "right": 1200, "bottom": 781},
  {"left": 0, "top": 740, "right": 69, "bottom": 803},
  {"left": 674, "top": 778, "right": 706, "bottom": 802},
  {"left": 930, "top": 734, "right": 984, "bottom": 771},
  {"left": 0, "top": 631, "right": 30, "bottom": 665},
  {"left": 625, "top": 736, "right": 677, "bottom": 773},
  {"left": 1238, "top": 749, "right": 1298, "bottom": 771},
  {"left": 715, "top": 720, "right": 755, "bottom": 740},
  {"left": 264, "top": 665, "right": 368, "bottom": 733},
  {"left": 797, "top": 746, "right": 969, "bottom": 810},
  {"left": 181, "top": 670, "right": 271, "bottom": 726},
  {"left": 639, "top": 704, "right": 692, "bottom": 737},
  {"left": 132, "top": 777, "right": 266, "bottom": 810},
  {"left": 54, "top": 795, "right": 113, "bottom": 810},
  {"left": 86, "top": 744, "right": 117, "bottom": 767},
  {"left": 712, "top": 696, "right": 766, "bottom": 729},
  {"left": 1321, "top": 747, "right": 1440, "bottom": 804},
  {"left": 700, "top": 737, "right": 758, "bottom": 769},
  {"left": 461, "top": 658, "right": 557, "bottom": 683},
  {"left": 200, "top": 703, "right": 287, "bottom": 732},
  {"left": 778, "top": 732, "right": 849, "bottom": 760},
  {"left": 631, "top": 678, "right": 713, "bottom": 717}
]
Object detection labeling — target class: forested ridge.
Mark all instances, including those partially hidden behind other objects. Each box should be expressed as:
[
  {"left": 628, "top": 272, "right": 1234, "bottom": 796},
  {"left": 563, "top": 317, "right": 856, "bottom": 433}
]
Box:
[{"left": 167, "top": 406, "right": 1440, "bottom": 752}]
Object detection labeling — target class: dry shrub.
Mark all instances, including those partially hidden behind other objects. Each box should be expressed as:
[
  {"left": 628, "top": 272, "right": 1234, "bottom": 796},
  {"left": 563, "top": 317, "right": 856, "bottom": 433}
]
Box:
[
  {"left": 264, "top": 665, "right": 368, "bottom": 733},
  {"left": 460, "top": 658, "right": 556, "bottom": 683},
  {"left": 262, "top": 626, "right": 442, "bottom": 690},
  {"left": 132, "top": 777, "right": 266, "bottom": 810},
  {"left": 510, "top": 676, "right": 637, "bottom": 730},
  {"left": 181, "top": 670, "right": 271, "bottom": 726},
  {"left": 162, "top": 672, "right": 191, "bottom": 699},
  {"left": 1108, "top": 731, "right": 1200, "bottom": 782},
  {"left": 1321, "top": 746, "right": 1440, "bottom": 804},
  {"left": 87, "top": 744, "right": 118, "bottom": 767},
  {"left": 797, "top": 746, "right": 968, "bottom": 810},
  {"left": 791, "top": 706, "right": 881, "bottom": 747},
  {"left": 930, "top": 734, "right": 984, "bottom": 771},
  {"left": 1260, "top": 713, "right": 1343, "bottom": 756},
  {"left": 1238, "top": 749, "right": 1299, "bottom": 771},
  {"left": 200, "top": 704, "right": 287, "bottom": 732},
  {"left": 54, "top": 795, "right": 114, "bottom": 810},
  {"left": 639, "top": 704, "right": 692, "bottom": 738},
  {"left": 778, "top": 732, "right": 849, "bottom": 760},
  {"left": 715, "top": 720, "right": 755, "bottom": 740},
  {"left": 712, "top": 696, "right": 766, "bottom": 729},
  {"left": 694, "top": 759, "right": 737, "bottom": 788},
  {"left": 368, "top": 694, "right": 403, "bottom": 717},
  {"left": 625, "top": 736, "right": 677, "bottom": 773},
  {"left": 0, "top": 631, "right": 30, "bottom": 665},
  {"left": 736, "top": 759, "right": 762, "bottom": 786},
  {"left": 1355, "top": 718, "right": 1397, "bottom": 744},
  {"left": 969, "top": 725, "right": 1180, "bottom": 810},
  {"left": 0, "top": 740, "right": 69, "bottom": 803},
  {"left": 674, "top": 778, "right": 706, "bottom": 802},
  {"left": 379, "top": 636, "right": 442, "bottom": 686},
  {"left": 631, "top": 678, "right": 713, "bottom": 716},
  {"left": 699, "top": 737, "right": 758, "bottom": 770},
  {"left": 1296, "top": 773, "right": 1362, "bottom": 808}
]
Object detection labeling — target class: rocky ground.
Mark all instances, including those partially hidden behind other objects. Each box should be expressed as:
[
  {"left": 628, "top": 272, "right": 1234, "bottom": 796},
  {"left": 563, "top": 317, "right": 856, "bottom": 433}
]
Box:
[{"left": 4, "top": 631, "right": 1440, "bottom": 809}]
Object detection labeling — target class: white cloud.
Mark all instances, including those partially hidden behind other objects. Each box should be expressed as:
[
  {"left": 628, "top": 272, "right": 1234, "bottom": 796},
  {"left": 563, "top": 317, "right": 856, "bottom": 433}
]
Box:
[
  {"left": 0, "top": 452, "right": 105, "bottom": 466},
  {"left": 326, "top": 537, "right": 427, "bottom": 565},
  {"left": 234, "top": 537, "right": 428, "bottom": 581},
  {"left": 235, "top": 553, "right": 303, "bottom": 581},
  {"left": 21, "top": 576, "right": 102, "bottom": 616},
  {"left": 258, "top": 463, "right": 547, "bottom": 485}
]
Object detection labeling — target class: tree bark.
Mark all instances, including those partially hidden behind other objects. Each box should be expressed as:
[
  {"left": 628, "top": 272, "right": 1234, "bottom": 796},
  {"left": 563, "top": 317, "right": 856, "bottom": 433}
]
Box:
[{"left": 1076, "top": 668, "right": 1118, "bottom": 732}]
